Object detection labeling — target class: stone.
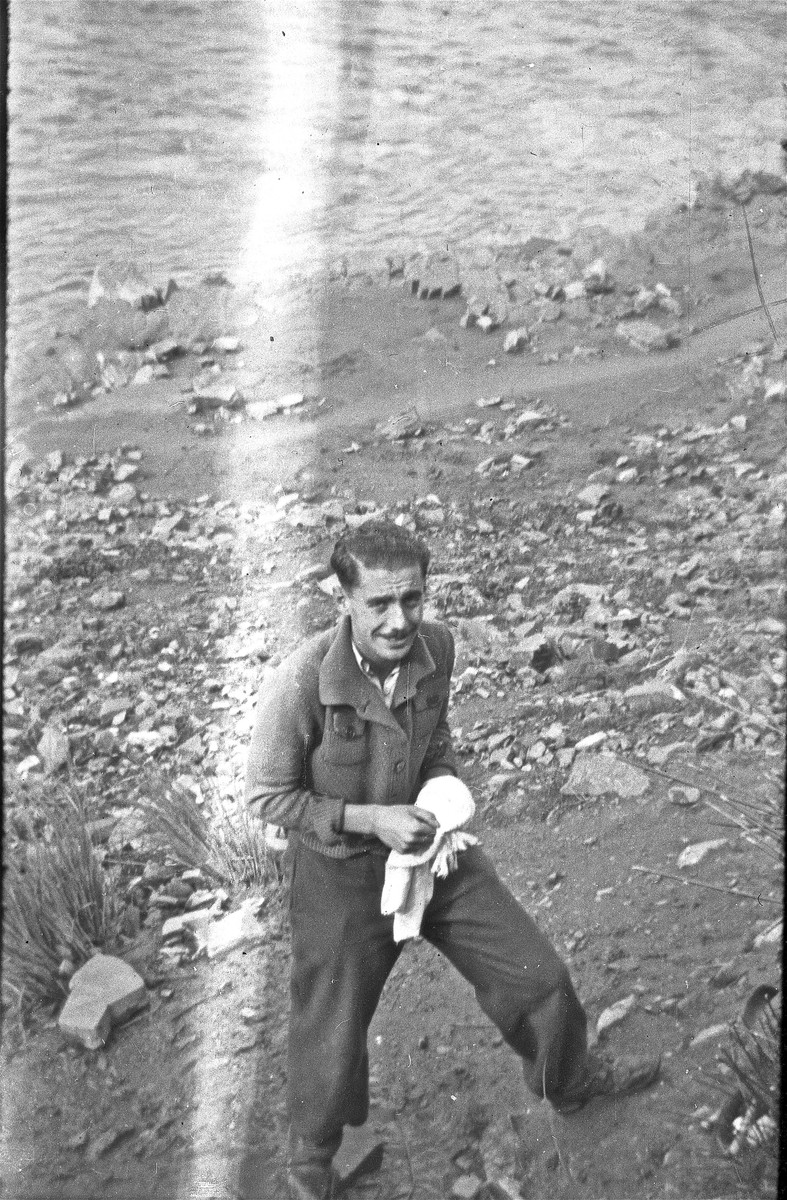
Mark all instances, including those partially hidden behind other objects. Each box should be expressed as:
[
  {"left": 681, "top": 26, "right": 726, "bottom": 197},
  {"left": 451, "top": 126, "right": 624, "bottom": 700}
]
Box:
[
  {"left": 753, "top": 920, "right": 782, "bottom": 948},
  {"left": 677, "top": 839, "right": 727, "bottom": 869},
  {"left": 576, "top": 484, "right": 609, "bottom": 509},
  {"left": 616, "top": 320, "right": 680, "bottom": 353},
  {"left": 88, "top": 262, "right": 174, "bottom": 311},
  {"left": 582, "top": 257, "right": 613, "bottom": 294},
  {"left": 144, "top": 338, "right": 182, "bottom": 362},
  {"left": 690, "top": 1023, "right": 729, "bottom": 1047},
  {"left": 112, "top": 463, "right": 139, "bottom": 484},
  {"left": 574, "top": 731, "right": 608, "bottom": 751},
  {"left": 517, "top": 633, "right": 556, "bottom": 672},
  {"left": 668, "top": 785, "right": 700, "bottom": 807},
  {"left": 764, "top": 379, "right": 787, "bottom": 402},
  {"left": 477, "top": 314, "right": 499, "bottom": 333},
  {"left": 107, "top": 483, "right": 138, "bottom": 507},
  {"left": 277, "top": 391, "right": 306, "bottom": 411},
  {"left": 37, "top": 724, "right": 70, "bottom": 774},
  {"left": 99, "top": 696, "right": 134, "bottom": 723},
  {"left": 133, "top": 364, "right": 155, "bottom": 386},
  {"left": 90, "top": 589, "right": 126, "bottom": 612},
  {"left": 86, "top": 1126, "right": 135, "bottom": 1161},
  {"left": 561, "top": 753, "right": 649, "bottom": 799},
  {"left": 564, "top": 280, "right": 587, "bottom": 301},
  {"left": 245, "top": 399, "right": 279, "bottom": 421},
  {"left": 212, "top": 336, "right": 241, "bottom": 353},
  {"left": 13, "top": 632, "right": 44, "bottom": 655},
  {"left": 596, "top": 993, "right": 636, "bottom": 1037},
  {"left": 503, "top": 328, "right": 529, "bottom": 354},
  {"left": 452, "top": 1176, "right": 484, "bottom": 1199},
  {"left": 192, "top": 380, "right": 241, "bottom": 408},
  {"left": 151, "top": 512, "right": 188, "bottom": 540},
  {"left": 205, "top": 898, "right": 266, "bottom": 960},
  {"left": 624, "top": 680, "right": 686, "bottom": 716},
  {"left": 58, "top": 955, "right": 148, "bottom": 1049}
]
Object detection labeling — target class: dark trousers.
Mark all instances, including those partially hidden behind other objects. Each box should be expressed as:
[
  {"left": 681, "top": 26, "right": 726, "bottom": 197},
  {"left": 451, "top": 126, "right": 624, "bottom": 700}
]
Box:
[{"left": 287, "top": 841, "right": 588, "bottom": 1147}]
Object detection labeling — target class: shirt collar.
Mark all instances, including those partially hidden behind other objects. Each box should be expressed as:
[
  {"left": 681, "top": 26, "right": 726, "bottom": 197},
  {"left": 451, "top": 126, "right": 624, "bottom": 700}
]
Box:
[{"left": 351, "top": 641, "right": 400, "bottom": 707}]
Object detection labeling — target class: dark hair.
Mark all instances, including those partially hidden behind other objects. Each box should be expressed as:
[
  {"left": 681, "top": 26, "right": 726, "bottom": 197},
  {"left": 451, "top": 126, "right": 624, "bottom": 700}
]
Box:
[{"left": 330, "top": 520, "right": 430, "bottom": 591}]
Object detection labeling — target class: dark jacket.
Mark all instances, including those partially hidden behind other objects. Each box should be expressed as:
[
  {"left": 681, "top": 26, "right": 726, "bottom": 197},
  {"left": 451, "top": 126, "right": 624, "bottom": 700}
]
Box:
[{"left": 244, "top": 615, "right": 458, "bottom": 858}]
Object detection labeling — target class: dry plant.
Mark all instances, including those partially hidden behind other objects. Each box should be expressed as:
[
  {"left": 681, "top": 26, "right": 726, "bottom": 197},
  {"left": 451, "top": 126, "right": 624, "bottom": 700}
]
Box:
[
  {"left": 634, "top": 754, "right": 782, "bottom": 1189},
  {"left": 133, "top": 770, "right": 274, "bottom": 890},
  {"left": 2, "top": 800, "right": 122, "bottom": 1016}
]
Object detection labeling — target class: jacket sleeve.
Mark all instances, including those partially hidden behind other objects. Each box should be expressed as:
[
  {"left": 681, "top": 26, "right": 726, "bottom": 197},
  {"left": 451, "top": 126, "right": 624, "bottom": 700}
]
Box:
[
  {"left": 420, "top": 625, "right": 459, "bottom": 783},
  {"left": 244, "top": 659, "right": 345, "bottom": 847}
]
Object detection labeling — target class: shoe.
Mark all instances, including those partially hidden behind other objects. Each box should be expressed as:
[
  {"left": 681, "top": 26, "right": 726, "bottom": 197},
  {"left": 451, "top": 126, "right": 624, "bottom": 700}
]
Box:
[
  {"left": 552, "top": 1049, "right": 661, "bottom": 1114},
  {"left": 286, "top": 1161, "right": 339, "bottom": 1200}
]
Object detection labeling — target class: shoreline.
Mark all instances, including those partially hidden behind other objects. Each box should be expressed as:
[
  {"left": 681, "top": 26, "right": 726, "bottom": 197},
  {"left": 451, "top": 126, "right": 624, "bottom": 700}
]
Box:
[{"left": 7, "top": 170, "right": 786, "bottom": 497}]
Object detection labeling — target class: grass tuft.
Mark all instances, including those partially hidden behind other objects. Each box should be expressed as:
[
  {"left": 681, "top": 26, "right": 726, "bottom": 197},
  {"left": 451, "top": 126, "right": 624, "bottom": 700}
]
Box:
[
  {"left": 133, "top": 770, "right": 274, "bottom": 890},
  {"left": 2, "top": 805, "right": 122, "bottom": 1016}
]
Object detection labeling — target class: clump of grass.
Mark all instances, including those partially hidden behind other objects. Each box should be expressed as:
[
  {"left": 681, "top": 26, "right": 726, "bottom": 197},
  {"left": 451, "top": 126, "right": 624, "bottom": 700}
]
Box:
[
  {"left": 133, "top": 771, "right": 275, "bottom": 890},
  {"left": 3, "top": 805, "right": 122, "bottom": 1016},
  {"left": 715, "top": 991, "right": 781, "bottom": 1194},
  {"left": 658, "top": 759, "right": 783, "bottom": 1191}
]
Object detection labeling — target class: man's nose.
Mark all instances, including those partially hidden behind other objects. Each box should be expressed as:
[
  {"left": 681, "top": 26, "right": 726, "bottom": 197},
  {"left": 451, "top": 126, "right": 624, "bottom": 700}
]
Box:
[{"left": 388, "top": 604, "right": 413, "bottom": 631}]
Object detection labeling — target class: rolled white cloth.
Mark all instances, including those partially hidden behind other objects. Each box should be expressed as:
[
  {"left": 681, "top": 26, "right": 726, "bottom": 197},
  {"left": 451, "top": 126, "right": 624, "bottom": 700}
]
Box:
[{"left": 381, "top": 776, "right": 478, "bottom": 942}]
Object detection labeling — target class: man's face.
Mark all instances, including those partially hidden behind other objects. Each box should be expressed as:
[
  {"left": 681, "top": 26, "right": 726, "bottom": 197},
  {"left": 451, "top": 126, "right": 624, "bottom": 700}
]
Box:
[{"left": 343, "top": 560, "right": 425, "bottom": 670}]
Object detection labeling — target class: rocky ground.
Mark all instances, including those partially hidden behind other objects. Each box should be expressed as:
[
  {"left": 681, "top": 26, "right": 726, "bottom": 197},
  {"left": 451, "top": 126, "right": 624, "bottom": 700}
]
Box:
[{"left": 2, "top": 174, "right": 785, "bottom": 1199}]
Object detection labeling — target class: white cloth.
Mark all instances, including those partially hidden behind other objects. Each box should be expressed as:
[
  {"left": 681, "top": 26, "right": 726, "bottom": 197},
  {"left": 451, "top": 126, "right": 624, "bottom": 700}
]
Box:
[{"left": 381, "top": 776, "right": 478, "bottom": 942}]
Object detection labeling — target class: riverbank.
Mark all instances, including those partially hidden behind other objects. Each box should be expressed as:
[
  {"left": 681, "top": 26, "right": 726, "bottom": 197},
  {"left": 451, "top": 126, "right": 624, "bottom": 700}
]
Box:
[{"left": 3, "top": 179, "right": 785, "bottom": 1198}]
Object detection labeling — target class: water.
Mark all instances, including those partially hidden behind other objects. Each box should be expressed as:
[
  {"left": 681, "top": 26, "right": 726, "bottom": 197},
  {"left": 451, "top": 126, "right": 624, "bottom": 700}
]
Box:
[{"left": 7, "top": 0, "right": 784, "bottom": 392}]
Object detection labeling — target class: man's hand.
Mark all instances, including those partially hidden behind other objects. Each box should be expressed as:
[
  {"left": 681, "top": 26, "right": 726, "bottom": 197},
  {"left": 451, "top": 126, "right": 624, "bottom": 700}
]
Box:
[{"left": 343, "top": 804, "right": 439, "bottom": 853}]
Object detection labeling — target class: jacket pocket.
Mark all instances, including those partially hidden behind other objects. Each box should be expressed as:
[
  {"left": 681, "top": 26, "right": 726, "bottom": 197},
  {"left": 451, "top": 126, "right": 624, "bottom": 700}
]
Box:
[
  {"left": 412, "top": 682, "right": 449, "bottom": 723},
  {"left": 322, "top": 708, "right": 368, "bottom": 765}
]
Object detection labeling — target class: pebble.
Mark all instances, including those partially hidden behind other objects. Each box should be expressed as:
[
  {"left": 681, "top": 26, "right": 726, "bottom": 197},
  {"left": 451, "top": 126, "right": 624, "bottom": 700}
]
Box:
[
  {"left": 677, "top": 839, "right": 728, "bottom": 869},
  {"left": 89, "top": 589, "right": 126, "bottom": 612}
]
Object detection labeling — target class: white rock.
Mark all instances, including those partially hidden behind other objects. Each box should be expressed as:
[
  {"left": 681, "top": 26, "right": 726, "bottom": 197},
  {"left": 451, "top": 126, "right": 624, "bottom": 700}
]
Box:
[
  {"left": 206, "top": 898, "right": 266, "bottom": 960},
  {"left": 690, "top": 1023, "right": 729, "bottom": 1047},
  {"left": 245, "top": 399, "right": 280, "bottom": 421},
  {"left": 503, "top": 328, "right": 529, "bottom": 354},
  {"left": 37, "top": 725, "right": 70, "bottom": 774},
  {"left": 561, "top": 752, "right": 649, "bottom": 799},
  {"left": 576, "top": 483, "right": 609, "bottom": 508},
  {"left": 677, "top": 838, "right": 728, "bottom": 869},
  {"left": 616, "top": 320, "right": 680, "bottom": 353},
  {"left": 763, "top": 379, "right": 787, "bottom": 402},
  {"left": 58, "top": 955, "right": 148, "bottom": 1049},
  {"left": 596, "top": 993, "right": 636, "bottom": 1037},
  {"left": 277, "top": 391, "right": 306, "bottom": 410},
  {"left": 564, "top": 280, "right": 587, "bottom": 301},
  {"left": 754, "top": 920, "right": 782, "bottom": 948},
  {"left": 573, "top": 731, "right": 608, "bottom": 751}
]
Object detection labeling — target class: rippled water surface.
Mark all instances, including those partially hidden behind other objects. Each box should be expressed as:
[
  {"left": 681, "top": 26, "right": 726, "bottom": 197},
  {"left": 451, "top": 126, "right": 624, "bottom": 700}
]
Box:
[{"left": 7, "top": 0, "right": 785, "bottom": 362}]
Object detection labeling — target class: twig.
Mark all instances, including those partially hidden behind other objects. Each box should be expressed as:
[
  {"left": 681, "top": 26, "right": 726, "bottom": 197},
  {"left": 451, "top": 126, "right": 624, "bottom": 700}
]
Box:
[
  {"left": 741, "top": 204, "right": 779, "bottom": 341},
  {"left": 697, "top": 689, "right": 781, "bottom": 735},
  {"left": 631, "top": 864, "right": 780, "bottom": 904}
]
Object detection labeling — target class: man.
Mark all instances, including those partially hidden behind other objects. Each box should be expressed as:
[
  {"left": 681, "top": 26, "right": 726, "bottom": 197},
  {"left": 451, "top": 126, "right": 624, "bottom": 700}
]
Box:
[{"left": 245, "top": 521, "right": 660, "bottom": 1200}]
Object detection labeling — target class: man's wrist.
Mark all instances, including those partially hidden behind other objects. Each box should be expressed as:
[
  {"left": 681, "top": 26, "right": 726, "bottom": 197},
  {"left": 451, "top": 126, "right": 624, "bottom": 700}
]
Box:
[{"left": 342, "top": 804, "right": 378, "bottom": 837}]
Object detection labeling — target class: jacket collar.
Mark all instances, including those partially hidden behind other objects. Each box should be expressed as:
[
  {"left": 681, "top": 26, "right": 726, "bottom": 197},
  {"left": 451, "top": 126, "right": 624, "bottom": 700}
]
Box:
[{"left": 318, "top": 615, "right": 436, "bottom": 723}]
